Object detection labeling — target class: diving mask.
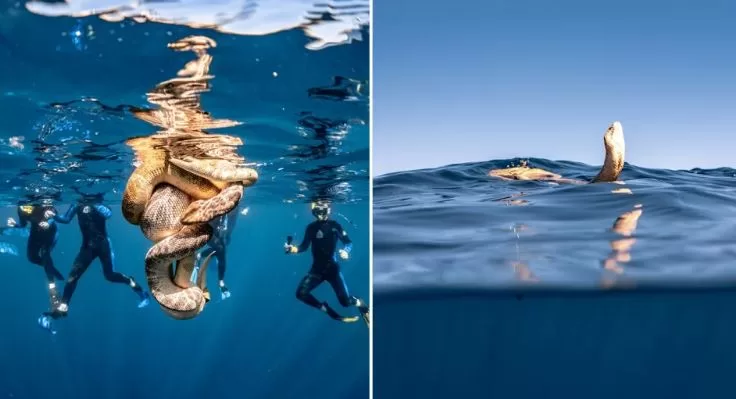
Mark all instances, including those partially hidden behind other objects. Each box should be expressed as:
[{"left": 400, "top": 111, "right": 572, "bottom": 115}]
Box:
[{"left": 311, "top": 201, "right": 331, "bottom": 221}]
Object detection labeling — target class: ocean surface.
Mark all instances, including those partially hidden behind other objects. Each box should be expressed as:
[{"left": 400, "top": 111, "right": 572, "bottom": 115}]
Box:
[
  {"left": 374, "top": 158, "right": 736, "bottom": 292},
  {"left": 373, "top": 158, "right": 736, "bottom": 399},
  {"left": 0, "top": 2, "right": 369, "bottom": 398}
]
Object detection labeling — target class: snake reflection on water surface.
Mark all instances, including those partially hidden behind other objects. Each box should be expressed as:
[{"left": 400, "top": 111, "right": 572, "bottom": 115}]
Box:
[
  {"left": 121, "top": 35, "right": 258, "bottom": 320},
  {"left": 497, "top": 184, "right": 642, "bottom": 288}
]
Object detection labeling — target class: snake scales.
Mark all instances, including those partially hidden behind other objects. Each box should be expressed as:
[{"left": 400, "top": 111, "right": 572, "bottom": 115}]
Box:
[
  {"left": 140, "top": 183, "right": 213, "bottom": 319},
  {"left": 124, "top": 137, "right": 256, "bottom": 320},
  {"left": 121, "top": 35, "right": 257, "bottom": 319}
]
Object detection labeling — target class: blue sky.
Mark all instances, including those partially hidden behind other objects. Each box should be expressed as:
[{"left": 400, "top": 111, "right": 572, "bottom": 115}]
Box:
[{"left": 373, "top": 0, "right": 736, "bottom": 176}]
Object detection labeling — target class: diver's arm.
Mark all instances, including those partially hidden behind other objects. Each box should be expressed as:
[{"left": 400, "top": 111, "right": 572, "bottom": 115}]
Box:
[
  {"left": 335, "top": 222, "right": 353, "bottom": 254},
  {"left": 94, "top": 204, "right": 112, "bottom": 219},
  {"left": 14, "top": 207, "right": 29, "bottom": 228},
  {"left": 53, "top": 204, "right": 78, "bottom": 224},
  {"left": 335, "top": 222, "right": 353, "bottom": 244},
  {"left": 296, "top": 224, "right": 313, "bottom": 253}
]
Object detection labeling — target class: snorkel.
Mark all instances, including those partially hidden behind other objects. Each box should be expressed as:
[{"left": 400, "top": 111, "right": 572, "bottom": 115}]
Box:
[{"left": 311, "top": 200, "right": 331, "bottom": 221}]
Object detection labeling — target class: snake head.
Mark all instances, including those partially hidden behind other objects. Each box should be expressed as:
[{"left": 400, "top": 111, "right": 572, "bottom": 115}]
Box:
[
  {"left": 180, "top": 184, "right": 244, "bottom": 225},
  {"left": 604, "top": 121, "right": 624, "bottom": 151},
  {"left": 169, "top": 156, "right": 258, "bottom": 186}
]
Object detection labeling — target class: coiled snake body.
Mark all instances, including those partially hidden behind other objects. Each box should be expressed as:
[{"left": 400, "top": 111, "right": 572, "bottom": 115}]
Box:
[
  {"left": 141, "top": 184, "right": 213, "bottom": 319},
  {"left": 126, "top": 150, "right": 256, "bottom": 320},
  {"left": 121, "top": 35, "right": 258, "bottom": 320}
]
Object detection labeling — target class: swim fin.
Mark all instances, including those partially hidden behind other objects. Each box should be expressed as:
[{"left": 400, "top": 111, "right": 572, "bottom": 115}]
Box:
[
  {"left": 352, "top": 297, "right": 370, "bottom": 327},
  {"left": 37, "top": 314, "right": 57, "bottom": 335},
  {"left": 359, "top": 306, "right": 370, "bottom": 328},
  {"left": 322, "top": 302, "right": 360, "bottom": 323},
  {"left": 137, "top": 292, "right": 151, "bottom": 308}
]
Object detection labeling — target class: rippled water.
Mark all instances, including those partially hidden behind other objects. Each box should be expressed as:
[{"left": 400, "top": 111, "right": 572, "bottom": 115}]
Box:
[
  {"left": 374, "top": 158, "right": 736, "bottom": 292},
  {"left": 0, "top": 1, "right": 369, "bottom": 205}
]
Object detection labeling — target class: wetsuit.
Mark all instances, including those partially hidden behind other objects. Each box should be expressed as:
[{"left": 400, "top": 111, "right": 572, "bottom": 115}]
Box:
[
  {"left": 195, "top": 207, "right": 239, "bottom": 298},
  {"left": 292, "top": 219, "right": 367, "bottom": 321},
  {"left": 14, "top": 204, "right": 64, "bottom": 308},
  {"left": 46, "top": 201, "right": 148, "bottom": 318}
]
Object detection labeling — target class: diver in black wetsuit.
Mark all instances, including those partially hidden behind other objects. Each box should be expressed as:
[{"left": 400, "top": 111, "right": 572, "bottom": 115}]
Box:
[
  {"left": 6, "top": 200, "right": 65, "bottom": 314},
  {"left": 284, "top": 201, "right": 369, "bottom": 326},
  {"left": 40, "top": 193, "right": 150, "bottom": 325},
  {"left": 193, "top": 205, "right": 240, "bottom": 300}
]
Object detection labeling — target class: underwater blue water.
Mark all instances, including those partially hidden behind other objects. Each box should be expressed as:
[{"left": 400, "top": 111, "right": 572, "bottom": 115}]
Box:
[
  {"left": 374, "top": 286, "right": 736, "bottom": 399},
  {"left": 373, "top": 158, "right": 736, "bottom": 398},
  {"left": 0, "top": 2, "right": 369, "bottom": 398}
]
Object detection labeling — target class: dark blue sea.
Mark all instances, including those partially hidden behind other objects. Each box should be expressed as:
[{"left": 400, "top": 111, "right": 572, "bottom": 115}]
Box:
[
  {"left": 374, "top": 158, "right": 736, "bottom": 399},
  {"left": 0, "top": 2, "right": 370, "bottom": 398}
]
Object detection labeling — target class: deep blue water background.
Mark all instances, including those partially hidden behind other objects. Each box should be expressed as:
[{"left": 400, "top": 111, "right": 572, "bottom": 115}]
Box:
[
  {"left": 0, "top": 2, "right": 369, "bottom": 398},
  {"left": 374, "top": 159, "right": 736, "bottom": 398}
]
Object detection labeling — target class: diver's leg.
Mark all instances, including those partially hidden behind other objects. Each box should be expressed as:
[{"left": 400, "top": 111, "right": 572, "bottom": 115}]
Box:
[
  {"left": 45, "top": 247, "right": 94, "bottom": 319},
  {"left": 40, "top": 235, "right": 64, "bottom": 282},
  {"left": 36, "top": 234, "right": 66, "bottom": 332},
  {"left": 327, "top": 269, "right": 356, "bottom": 308},
  {"left": 196, "top": 247, "right": 216, "bottom": 264},
  {"left": 297, "top": 267, "right": 356, "bottom": 322},
  {"left": 40, "top": 254, "right": 62, "bottom": 311},
  {"left": 215, "top": 249, "right": 230, "bottom": 299},
  {"left": 194, "top": 244, "right": 229, "bottom": 298},
  {"left": 46, "top": 260, "right": 64, "bottom": 282},
  {"left": 37, "top": 271, "right": 62, "bottom": 334},
  {"left": 27, "top": 238, "right": 43, "bottom": 266},
  {"left": 42, "top": 271, "right": 60, "bottom": 310},
  {"left": 295, "top": 270, "right": 326, "bottom": 310},
  {"left": 27, "top": 234, "right": 60, "bottom": 281},
  {"left": 327, "top": 268, "right": 369, "bottom": 326},
  {"left": 37, "top": 235, "right": 61, "bottom": 300},
  {"left": 99, "top": 238, "right": 149, "bottom": 307},
  {"left": 192, "top": 246, "right": 215, "bottom": 287}
]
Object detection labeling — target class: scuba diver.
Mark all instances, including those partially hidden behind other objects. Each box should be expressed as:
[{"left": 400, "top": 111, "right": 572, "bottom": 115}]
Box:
[
  {"left": 39, "top": 192, "right": 150, "bottom": 327},
  {"left": 192, "top": 205, "right": 240, "bottom": 300},
  {"left": 284, "top": 200, "right": 369, "bottom": 327},
  {"left": 5, "top": 199, "right": 65, "bottom": 326}
]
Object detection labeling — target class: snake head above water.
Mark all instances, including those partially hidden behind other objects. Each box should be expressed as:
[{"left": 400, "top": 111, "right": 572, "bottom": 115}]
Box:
[{"left": 592, "top": 121, "right": 625, "bottom": 182}]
